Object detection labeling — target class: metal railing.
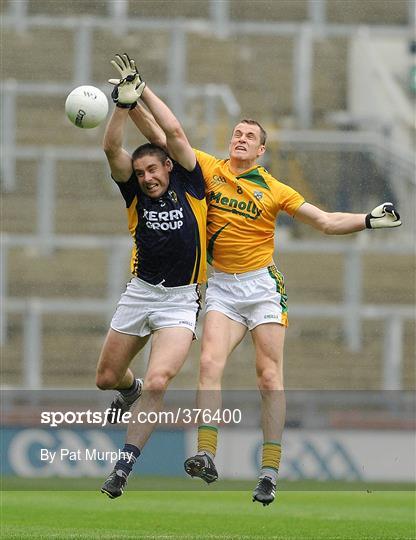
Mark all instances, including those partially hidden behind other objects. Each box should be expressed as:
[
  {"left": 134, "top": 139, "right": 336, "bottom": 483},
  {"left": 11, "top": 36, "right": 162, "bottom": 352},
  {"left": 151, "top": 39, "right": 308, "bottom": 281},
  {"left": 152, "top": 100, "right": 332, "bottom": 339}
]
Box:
[
  {"left": 2, "top": 5, "right": 414, "bottom": 194},
  {"left": 2, "top": 128, "right": 413, "bottom": 248},
  {"left": 1, "top": 234, "right": 414, "bottom": 390},
  {"left": 1, "top": 4, "right": 413, "bottom": 151},
  {"left": 0, "top": 80, "right": 241, "bottom": 192},
  {"left": 1, "top": 2, "right": 414, "bottom": 391},
  {"left": 268, "top": 128, "right": 416, "bottom": 240}
]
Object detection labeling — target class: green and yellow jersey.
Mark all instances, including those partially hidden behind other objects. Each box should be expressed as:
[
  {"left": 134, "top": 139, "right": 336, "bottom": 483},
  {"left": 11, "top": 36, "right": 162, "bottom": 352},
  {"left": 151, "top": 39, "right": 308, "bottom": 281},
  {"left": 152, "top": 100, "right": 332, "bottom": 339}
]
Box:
[{"left": 194, "top": 149, "right": 304, "bottom": 273}]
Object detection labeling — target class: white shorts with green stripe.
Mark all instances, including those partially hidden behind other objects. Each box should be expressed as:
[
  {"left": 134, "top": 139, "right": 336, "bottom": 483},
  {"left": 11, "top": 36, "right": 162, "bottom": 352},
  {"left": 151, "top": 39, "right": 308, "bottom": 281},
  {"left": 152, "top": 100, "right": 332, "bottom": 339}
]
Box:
[{"left": 205, "top": 264, "right": 288, "bottom": 330}]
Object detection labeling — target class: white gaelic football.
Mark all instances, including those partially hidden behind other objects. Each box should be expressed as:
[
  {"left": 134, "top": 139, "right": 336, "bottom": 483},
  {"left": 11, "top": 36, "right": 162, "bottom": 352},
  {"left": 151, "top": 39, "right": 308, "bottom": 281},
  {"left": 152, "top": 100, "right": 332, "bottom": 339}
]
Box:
[{"left": 65, "top": 85, "right": 108, "bottom": 129}]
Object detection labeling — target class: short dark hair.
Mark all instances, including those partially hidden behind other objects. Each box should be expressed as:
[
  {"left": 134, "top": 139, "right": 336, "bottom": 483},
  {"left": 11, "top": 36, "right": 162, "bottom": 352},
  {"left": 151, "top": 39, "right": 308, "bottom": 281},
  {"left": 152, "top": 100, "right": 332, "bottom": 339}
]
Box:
[
  {"left": 236, "top": 119, "right": 267, "bottom": 145},
  {"left": 132, "top": 143, "right": 169, "bottom": 164}
]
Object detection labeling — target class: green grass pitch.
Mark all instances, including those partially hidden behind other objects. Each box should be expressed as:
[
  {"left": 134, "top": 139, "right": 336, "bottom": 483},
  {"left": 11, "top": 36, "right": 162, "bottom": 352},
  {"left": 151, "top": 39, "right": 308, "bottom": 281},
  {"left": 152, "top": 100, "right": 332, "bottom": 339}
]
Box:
[{"left": 1, "top": 479, "right": 415, "bottom": 539}]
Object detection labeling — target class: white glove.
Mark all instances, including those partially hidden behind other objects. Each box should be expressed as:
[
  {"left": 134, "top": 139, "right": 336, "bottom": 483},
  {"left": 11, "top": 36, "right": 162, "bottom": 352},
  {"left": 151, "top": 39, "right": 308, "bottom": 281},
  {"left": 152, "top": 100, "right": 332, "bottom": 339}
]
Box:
[
  {"left": 365, "top": 202, "right": 401, "bottom": 229},
  {"left": 109, "top": 53, "right": 146, "bottom": 108}
]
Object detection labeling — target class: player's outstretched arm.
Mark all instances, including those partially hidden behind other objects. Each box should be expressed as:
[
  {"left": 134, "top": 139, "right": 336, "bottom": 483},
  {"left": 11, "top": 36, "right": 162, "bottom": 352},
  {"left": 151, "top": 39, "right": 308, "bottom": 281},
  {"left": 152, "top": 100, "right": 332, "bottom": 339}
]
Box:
[
  {"left": 105, "top": 53, "right": 149, "bottom": 182},
  {"left": 139, "top": 85, "right": 196, "bottom": 172},
  {"left": 108, "top": 53, "right": 167, "bottom": 149},
  {"left": 108, "top": 53, "right": 193, "bottom": 169},
  {"left": 129, "top": 102, "right": 167, "bottom": 150},
  {"left": 103, "top": 107, "right": 133, "bottom": 183},
  {"left": 295, "top": 202, "right": 401, "bottom": 235}
]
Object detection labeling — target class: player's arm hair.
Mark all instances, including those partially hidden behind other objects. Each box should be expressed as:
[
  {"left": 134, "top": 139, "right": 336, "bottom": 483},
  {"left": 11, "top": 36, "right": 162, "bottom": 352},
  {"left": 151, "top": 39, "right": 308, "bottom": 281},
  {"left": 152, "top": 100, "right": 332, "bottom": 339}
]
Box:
[
  {"left": 129, "top": 102, "right": 168, "bottom": 150},
  {"left": 294, "top": 202, "right": 366, "bottom": 235},
  {"left": 139, "top": 86, "right": 196, "bottom": 172},
  {"left": 103, "top": 107, "right": 133, "bottom": 183}
]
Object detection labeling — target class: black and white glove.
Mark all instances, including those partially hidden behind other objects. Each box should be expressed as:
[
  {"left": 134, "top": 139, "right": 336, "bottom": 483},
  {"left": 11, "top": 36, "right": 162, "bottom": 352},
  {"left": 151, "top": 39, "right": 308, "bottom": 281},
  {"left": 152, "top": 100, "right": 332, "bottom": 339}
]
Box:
[
  {"left": 108, "top": 53, "right": 146, "bottom": 109},
  {"left": 365, "top": 202, "right": 402, "bottom": 229}
]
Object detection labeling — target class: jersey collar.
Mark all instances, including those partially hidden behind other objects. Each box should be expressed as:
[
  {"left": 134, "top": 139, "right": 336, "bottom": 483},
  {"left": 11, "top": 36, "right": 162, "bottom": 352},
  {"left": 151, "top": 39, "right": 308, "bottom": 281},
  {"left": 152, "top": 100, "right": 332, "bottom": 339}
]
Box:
[{"left": 227, "top": 160, "right": 259, "bottom": 176}]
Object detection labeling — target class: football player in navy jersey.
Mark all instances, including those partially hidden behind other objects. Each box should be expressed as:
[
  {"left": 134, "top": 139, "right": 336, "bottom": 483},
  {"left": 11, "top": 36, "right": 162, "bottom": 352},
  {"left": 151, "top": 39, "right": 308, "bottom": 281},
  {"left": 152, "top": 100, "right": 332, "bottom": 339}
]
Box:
[{"left": 98, "top": 54, "right": 206, "bottom": 499}]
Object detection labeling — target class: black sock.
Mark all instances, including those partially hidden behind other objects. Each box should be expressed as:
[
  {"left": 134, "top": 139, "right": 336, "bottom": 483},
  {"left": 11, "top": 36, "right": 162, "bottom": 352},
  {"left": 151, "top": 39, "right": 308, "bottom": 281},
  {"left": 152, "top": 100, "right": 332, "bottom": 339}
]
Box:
[
  {"left": 120, "top": 379, "right": 140, "bottom": 400},
  {"left": 115, "top": 444, "right": 141, "bottom": 475}
]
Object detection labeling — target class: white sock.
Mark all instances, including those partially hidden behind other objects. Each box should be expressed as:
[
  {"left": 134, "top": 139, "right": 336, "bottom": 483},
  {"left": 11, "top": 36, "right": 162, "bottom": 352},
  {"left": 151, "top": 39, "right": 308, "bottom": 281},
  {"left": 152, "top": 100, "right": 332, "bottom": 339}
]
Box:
[
  {"left": 259, "top": 468, "right": 277, "bottom": 484},
  {"left": 197, "top": 450, "right": 215, "bottom": 461}
]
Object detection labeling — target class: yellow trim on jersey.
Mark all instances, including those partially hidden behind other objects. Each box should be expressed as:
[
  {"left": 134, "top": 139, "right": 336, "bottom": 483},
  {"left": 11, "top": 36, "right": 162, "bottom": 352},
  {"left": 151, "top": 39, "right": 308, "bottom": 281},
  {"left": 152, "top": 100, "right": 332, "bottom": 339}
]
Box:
[
  {"left": 194, "top": 149, "right": 305, "bottom": 273},
  {"left": 185, "top": 192, "right": 207, "bottom": 284},
  {"left": 126, "top": 195, "right": 139, "bottom": 275}
]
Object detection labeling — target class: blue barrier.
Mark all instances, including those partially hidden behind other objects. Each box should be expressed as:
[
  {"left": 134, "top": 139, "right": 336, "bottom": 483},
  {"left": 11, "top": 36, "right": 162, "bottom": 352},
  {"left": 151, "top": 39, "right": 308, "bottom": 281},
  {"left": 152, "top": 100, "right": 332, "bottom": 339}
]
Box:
[{"left": 1, "top": 427, "right": 186, "bottom": 477}]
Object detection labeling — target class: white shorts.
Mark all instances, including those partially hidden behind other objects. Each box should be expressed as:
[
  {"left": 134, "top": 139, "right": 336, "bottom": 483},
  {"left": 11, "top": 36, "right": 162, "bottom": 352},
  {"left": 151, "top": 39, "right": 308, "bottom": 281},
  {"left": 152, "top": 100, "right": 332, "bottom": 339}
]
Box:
[
  {"left": 111, "top": 277, "right": 201, "bottom": 337},
  {"left": 205, "top": 265, "right": 288, "bottom": 330}
]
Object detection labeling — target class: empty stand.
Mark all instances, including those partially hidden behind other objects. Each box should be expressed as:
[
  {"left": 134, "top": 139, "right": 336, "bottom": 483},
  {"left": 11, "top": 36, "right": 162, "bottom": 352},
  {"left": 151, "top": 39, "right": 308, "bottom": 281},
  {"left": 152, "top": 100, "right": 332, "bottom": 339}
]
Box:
[{"left": 1, "top": 0, "right": 414, "bottom": 390}]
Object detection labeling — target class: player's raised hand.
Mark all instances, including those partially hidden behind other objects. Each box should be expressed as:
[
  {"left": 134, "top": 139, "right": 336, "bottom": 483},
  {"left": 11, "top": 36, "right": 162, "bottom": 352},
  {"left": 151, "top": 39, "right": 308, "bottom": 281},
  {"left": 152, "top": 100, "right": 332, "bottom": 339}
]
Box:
[
  {"left": 110, "top": 53, "right": 137, "bottom": 80},
  {"left": 108, "top": 53, "right": 146, "bottom": 108},
  {"left": 365, "top": 202, "right": 402, "bottom": 229}
]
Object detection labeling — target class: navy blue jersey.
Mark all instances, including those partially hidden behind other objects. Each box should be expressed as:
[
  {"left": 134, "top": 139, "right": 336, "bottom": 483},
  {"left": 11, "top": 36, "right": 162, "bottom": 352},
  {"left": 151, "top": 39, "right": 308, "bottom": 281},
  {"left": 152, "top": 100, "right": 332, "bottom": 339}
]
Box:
[{"left": 115, "top": 161, "right": 207, "bottom": 286}]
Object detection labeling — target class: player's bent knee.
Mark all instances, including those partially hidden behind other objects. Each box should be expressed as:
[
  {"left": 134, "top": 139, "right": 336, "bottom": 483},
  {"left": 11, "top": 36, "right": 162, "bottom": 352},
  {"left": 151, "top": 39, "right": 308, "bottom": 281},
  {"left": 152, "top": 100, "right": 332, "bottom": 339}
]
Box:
[
  {"left": 144, "top": 372, "right": 171, "bottom": 393},
  {"left": 96, "top": 370, "right": 120, "bottom": 390},
  {"left": 199, "top": 354, "right": 224, "bottom": 385},
  {"left": 257, "top": 368, "right": 284, "bottom": 391}
]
